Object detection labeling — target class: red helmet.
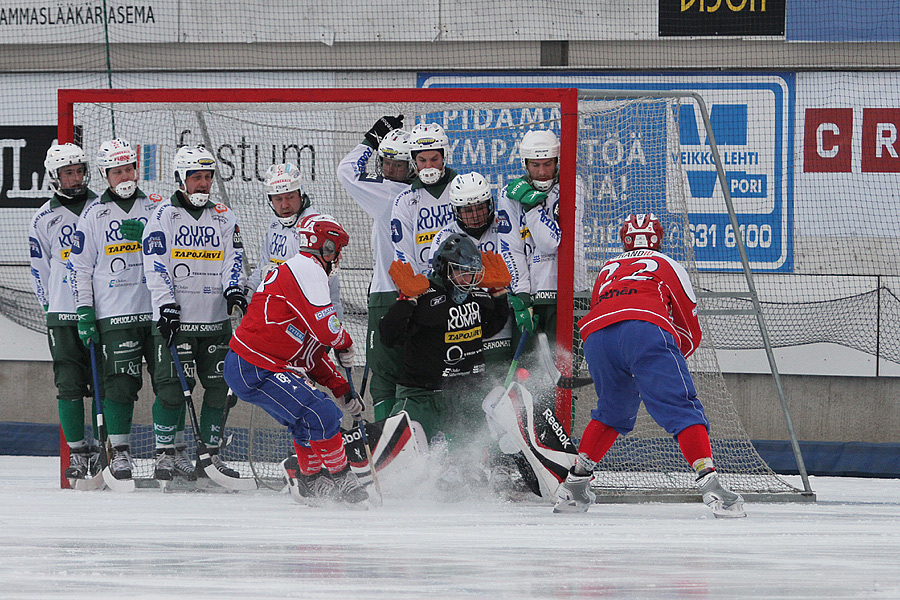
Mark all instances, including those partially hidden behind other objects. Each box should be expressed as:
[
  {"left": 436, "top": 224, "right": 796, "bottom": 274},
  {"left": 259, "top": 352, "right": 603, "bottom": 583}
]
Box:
[
  {"left": 296, "top": 214, "right": 349, "bottom": 273},
  {"left": 619, "top": 213, "right": 663, "bottom": 251}
]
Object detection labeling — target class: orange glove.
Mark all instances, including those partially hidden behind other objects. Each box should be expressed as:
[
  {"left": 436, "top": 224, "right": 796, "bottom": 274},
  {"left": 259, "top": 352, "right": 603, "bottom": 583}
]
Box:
[
  {"left": 389, "top": 260, "right": 430, "bottom": 298},
  {"left": 480, "top": 251, "right": 511, "bottom": 290}
]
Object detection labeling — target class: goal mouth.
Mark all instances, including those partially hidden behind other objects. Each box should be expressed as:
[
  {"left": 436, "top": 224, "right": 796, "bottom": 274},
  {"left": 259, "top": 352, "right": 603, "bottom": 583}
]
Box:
[{"left": 51, "top": 88, "right": 805, "bottom": 500}]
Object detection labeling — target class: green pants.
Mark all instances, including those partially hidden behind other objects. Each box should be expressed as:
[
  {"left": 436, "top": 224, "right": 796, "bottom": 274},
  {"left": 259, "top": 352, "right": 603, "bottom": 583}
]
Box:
[
  {"left": 48, "top": 325, "right": 99, "bottom": 445},
  {"left": 151, "top": 329, "right": 231, "bottom": 446},
  {"left": 99, "top": 325, "right": 158, "bottom": 436},
  {"left": 368, "top": 292, "right": 404, "bottom": 421},
  {"left": 393, "top": 376, "right": 490, "bottom": 449}
]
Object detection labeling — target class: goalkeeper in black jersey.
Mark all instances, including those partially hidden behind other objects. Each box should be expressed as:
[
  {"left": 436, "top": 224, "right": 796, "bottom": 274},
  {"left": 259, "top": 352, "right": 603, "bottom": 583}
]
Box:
[{"left": 380, "top": 233, "right": 510, "bottom": 448}]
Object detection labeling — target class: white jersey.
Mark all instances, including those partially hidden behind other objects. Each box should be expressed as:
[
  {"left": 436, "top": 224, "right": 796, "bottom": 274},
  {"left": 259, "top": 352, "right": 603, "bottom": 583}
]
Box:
[
  {"left": 337, "top": 143, "right": 411, "bottom": 294},
  {"left": 141, "top": 192, "right": 246, "bottom": 328},
  {"left": 505, "top": 177, "right": 589, "bottom": 301},
  {"left": 390, "top": 169, "right": 457, "bottom": 276},
  {"left": 247, "top": 207, "right": 343, "bottom": 320},
  {"left": 67, "top": 188, "right": 165, "bottom": 327},
  {"left": 29, "top": 192, "right": 96, "bottom": 325}
]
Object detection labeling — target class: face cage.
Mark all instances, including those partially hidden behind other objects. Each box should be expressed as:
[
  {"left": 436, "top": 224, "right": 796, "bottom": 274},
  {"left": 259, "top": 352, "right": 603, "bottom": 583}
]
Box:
[
  {"left": 453, "top": 200, "right": 494, "bottom": 231},
  {"left": 447, "top": 262, "right": 484, "bottom": 292},
  {"left": 376, "top": 156, "right": 414, "bottom": 182},
  {"left": 52, "top": 163, "right": 91, "bottom": 199}
]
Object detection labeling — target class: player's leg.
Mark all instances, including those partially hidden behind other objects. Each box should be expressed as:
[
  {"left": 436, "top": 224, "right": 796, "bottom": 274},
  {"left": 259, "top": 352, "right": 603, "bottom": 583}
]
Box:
[
  {"left": 150, "top": 334, "right": 193, "bottom": 480},
  {"left": 196, "top": 330, "right": 237, "bottom": 476},
  {"left": 49, "top": 325, "right": 97, "bottom": 479},
  {"left": 368, "top": 292, "right": 404, "bottom": 420},
  {"left": 392, "top": 384, "right": 445, "bottom": 444}
]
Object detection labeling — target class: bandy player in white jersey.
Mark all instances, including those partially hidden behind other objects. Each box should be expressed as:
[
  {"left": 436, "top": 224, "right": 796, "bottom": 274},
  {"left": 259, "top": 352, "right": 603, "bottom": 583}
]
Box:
[
  {"left": 390, "top": 122, "right": 457, "bottom": 276},
  {"left": 67, "top": 138, "right": 165, "bottom": 481},
  {"left": 141, "top": 145, "right": 248, "bottom": 483},
  {"left": 502, "top": 129, "right": 589, "bottom": 346},
  {"left": 337, "top": 117, "right": 415, "bottom": 420},
  {"left": 430, "top": 171, "right": 528, "bottom": 365},
  {"left": 247, "top": 162, "right": 343, "bottom": 320},
  {"left": 554, "top": 213, "right": 745, "bottom": 518},
  {"left": 224, "top": 214, "right": 368, "bottom": 506}
]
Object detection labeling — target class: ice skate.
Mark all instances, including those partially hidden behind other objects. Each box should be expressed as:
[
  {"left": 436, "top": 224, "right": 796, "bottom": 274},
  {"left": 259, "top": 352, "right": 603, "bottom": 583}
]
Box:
[
  {"left": 65, "top": 446, "right": 91, "bottom": 480},
  {"left": 697, "top": 470, "right": 746, "bottom": 518},
  {"left": 154, "top": 447, "right": 176, "bottom": 481},
  {"left": 173, "top": 444, "right": 197, "bottom": 481},
  {"left": 489, "top": 453, "right": 534, "bottom": 501},
  {"left": 87, "top": 445, "right": 103, "bottom": 477},
  {"left": 331, "top": 465, "right": 369, "bottom": 506},
  {"left": 208, "top": 448, "right": 240, "bottom": 479},
  {"left": 288, "top": 469, "right": 339, "bottom": 506},
  {"left": 109, "top": 445, "right": 133, "bottom": 480},
  {"left": 553, "top": 469, "right": 596, "bottom": 513}
]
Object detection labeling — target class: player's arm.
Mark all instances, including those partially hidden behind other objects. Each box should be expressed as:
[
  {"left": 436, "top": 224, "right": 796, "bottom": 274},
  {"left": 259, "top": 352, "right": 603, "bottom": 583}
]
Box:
[
  {"left": 67, "top": 207, "right": 99, "bottom": 309},
  {"left": 390, "top": 191, "right": 418, "bottom": 269},
  {"left": 220, "top": 213, "right": 247, "bottom": 297},
  {"left": 247, "top": 227, "right": 274, "bottom": 294},
  {"left": 480, "top": 290, "right": 511, "bottom": 340},
  {"left": 306, "top": 349, "right": 351, "bottom": 399},
  {"left": 379, "top": 296, "right": 415, "bottom": 349},
  {"left": 497, "top": 196, "right": 530, "bottom": 295},
  {"left": 525, "top": 199, "right": 561, "bottom": 255},
  {"left": 28, "top": 212, "right": 53, "bottom": 310},
  {"left": 141, "top": 205, "right": 178, "bottom": 309}
]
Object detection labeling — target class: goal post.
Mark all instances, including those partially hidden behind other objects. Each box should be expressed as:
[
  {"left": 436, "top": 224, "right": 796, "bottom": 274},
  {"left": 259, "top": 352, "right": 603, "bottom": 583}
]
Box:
[{"left": 54, "top": 87, "right": 810, "bottom": 501}]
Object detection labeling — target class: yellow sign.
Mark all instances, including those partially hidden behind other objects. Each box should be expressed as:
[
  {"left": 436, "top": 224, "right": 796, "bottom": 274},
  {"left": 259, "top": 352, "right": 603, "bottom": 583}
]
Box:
[
  {"left": 105, "top": 241, "right": 141, "bottom": 255},
  {"left": 171, "top": 248, "right": 224, "bottom": 261},
  {"left": 445, "top": 326, "right": 482, "bottom": 343},
  {"left": 60, "top": 249, "right": 70, "bottom": 260},
  {"left": 416, "top": 230, "right": 437, "bottom": 244}
]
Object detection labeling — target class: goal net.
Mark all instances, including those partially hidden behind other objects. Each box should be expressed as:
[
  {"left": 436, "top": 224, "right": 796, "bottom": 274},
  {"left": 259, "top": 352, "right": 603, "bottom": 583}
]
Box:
[{"left": 55, "top": 88, "right": 801, "bottom": 499}]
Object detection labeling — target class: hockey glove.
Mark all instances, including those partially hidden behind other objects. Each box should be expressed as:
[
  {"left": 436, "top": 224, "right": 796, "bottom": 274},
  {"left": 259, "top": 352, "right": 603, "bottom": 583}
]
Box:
[
  {"left": 76, "top": 306, "right": 100, "bottom": 347},
  {"left": 480, "top": 251, "right": 512, "bottom": 290},
  {"left": 157, "top": 303, "right": 181, "bottom": 347},
  {"left": 335, "top": 344, "right": 356, "bottom": 369},
  {"left": 509, "top": 293, "right": 536, "bottom": 335},
  {"left": 337, "top": 391, "right": 365, "bottom": 417},
  {"left": 389, "top": 260, "right": 430, "bottom": 299},
  {"left": 364, "top": 114, "right": 404, "bottom": 147},
  {"left": 119, "top": 219, "right": 145, "bottom": 242},
  {"left": 223, "top": 285, "right": 247, "bottom": 317},
  {"left": 506, "top": 178, "right": 547, "bottom": 211}
]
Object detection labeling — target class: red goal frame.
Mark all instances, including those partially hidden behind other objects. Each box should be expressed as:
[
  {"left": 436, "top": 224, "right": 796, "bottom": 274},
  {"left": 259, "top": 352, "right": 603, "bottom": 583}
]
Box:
[{"left": 56, "top": 87, "right": 581, "bottom": 488}]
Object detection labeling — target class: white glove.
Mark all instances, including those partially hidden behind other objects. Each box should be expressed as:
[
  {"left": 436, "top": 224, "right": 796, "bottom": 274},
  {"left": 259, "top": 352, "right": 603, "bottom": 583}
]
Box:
[
  {"left": 337, "top": 392, "right": 364, "bottom": 417},
  {"left": 335, "top": 344, "right": 356, "bottom": 368}
]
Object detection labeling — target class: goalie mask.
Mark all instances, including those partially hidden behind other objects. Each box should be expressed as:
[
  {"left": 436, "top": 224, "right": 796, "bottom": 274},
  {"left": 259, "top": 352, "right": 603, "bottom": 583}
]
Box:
[
  {"left": 45, "top": 143, "right": 90, "bottom": 201},
  {"left": 296, "top": 214, "right": 349, "bottom": 276},
  {"left": 408, "top": 123, "right": 449, "bottom": 186},
  {"left": 263, "top": 162, "right": 310, "bottom": 227},
  {"left": 620, "top": 213, "right": 663, "bottom": 251},
  {"left": 97, "top": 138, "right": 138, "bottom": 199},
  {"left": 173, "top": 145, "right": 216, "bottom": 208},
  {"left": 449, "top": 171, "right": 495, "bottom": 239},
  {"left": 377, "top": 129, "right": 415, "bottom": 182},
  {"left": 431, "top": 233, "right": 484, "bottom": 304},
  {"left": 520, "top": 129, "right": 560, "bottom": 193}
]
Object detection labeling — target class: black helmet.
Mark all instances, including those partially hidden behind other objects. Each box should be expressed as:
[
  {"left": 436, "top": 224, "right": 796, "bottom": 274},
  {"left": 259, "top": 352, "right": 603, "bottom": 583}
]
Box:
[{"left": 431, "top": 233, "right": 484, "bottom": 294}]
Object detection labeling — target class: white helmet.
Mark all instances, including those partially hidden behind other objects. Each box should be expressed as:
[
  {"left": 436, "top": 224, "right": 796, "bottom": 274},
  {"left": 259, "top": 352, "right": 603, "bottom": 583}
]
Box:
[
  {"left": 173, "top": 145, "right": 216, "bottom": 208},
  {"left": 263, "top": 162, "right": 309, "bottom": 227},
  {"left": 520, "top": 129, "right": 560, "bottom": 192},
  {"left": 408, "top": 123, "right": 449, "bottom": 185},
  {"left": 44, "top": 143, "right": 90, "bottom": 199},
  {"left": 377, "top": 129, "right": 414, "bottom": 181},
  {"left": 97, "top": 138, "right": 138, "bottom": 198},
  {"left": 449, "top": 171, "right": 495, "bottom": 237}
]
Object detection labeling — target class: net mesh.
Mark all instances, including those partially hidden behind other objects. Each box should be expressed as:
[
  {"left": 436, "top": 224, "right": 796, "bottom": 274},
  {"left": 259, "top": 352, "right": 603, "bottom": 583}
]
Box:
[{"left": 47, "top": 93, "right": 799, "bottom": 497}]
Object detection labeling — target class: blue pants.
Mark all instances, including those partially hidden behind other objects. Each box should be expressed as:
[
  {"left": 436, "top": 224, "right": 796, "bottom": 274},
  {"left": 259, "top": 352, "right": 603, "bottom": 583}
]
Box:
[
  {"left": 223, "top": 350, "right": 342, "bottom": 446},
  {"left": 583, "top": 320, "right": 709, "bottom": 437}
]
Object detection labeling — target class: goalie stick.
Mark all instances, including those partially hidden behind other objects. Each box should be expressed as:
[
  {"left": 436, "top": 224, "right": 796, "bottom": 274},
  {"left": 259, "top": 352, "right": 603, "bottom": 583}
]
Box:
[
  {"left": 169, "top": 345, "right": 257, "bottom": 491},
  {"left": 345, "top": 366, "right": 383, "bottom": 506},
  {"left": 535, "top": 332, "right": 594, "bottom": 390}
]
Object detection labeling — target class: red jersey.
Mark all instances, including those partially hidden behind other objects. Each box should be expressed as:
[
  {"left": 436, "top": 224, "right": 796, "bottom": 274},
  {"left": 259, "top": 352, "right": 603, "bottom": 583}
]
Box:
[
  {"left": 230, "top": 252, "right": 351, "bottom": 396},
  {"left": 577, "top": 249, "right": 702, "bottom": 358}
]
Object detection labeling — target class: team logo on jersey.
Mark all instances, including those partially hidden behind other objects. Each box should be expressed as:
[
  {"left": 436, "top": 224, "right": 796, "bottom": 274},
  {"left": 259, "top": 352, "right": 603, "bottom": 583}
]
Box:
[
  {"left": 143, "top": 231, "right": 166, "bottom": 255},
  {"left": 391, "top": 218, "right": 403, "bottom": 243},
  {"left": 149, "top": 193, "right": 163, "bottom": 202},
  {"left": 315, "top": 306, "right": 336, "bottom": 320},
  {"left": 69, "top": 230, "right": 84, "bottom": 255},
  {"left": 327, "top": 314, "right": 342, "bottom": 334},
  {"left": 105, "top": 241, "right": 141, "bottom": 256},
  {"left": 447, "top": 301, "right": 480, "bottom": 330},
  {"left": 496, "top": 209, "right": 512, "bottom": 234},
  {"left": 430, "top": 295, "right": 446, "bottom": 306},
  {"left": 415, "top": 230, "right": 437, "bottom": 245},
  {"left": 29, "top": 237, "right": 42, "bottom": 258},
  {"left": 48, "top": 215, "right": 62, "bottom": 228},
  {"left": 232, "top": 224, "right": 243, "bottom": 249},
  {"left": 286, "top": 323, "right": 306, "bottom": 342},
  {"left": 59, "top": 248, "right": 71, "bottom": 260},
  {"left": 214, "top": 203, "right": 228, "bottom": 213}
]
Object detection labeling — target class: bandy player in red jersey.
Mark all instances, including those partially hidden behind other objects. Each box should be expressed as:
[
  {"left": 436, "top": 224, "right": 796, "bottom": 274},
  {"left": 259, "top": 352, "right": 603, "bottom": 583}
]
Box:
[
  {"left": 223, "top": 214, "right": 368, "bottom": 506},
  {"left": 553, "top": 213, "right": 745, "bottom": 518}
]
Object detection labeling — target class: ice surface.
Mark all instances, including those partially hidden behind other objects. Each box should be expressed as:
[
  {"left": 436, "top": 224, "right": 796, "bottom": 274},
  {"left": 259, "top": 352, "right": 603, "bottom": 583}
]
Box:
[{"left": 2, "top": 456, "right": 900, "bottom": 599}]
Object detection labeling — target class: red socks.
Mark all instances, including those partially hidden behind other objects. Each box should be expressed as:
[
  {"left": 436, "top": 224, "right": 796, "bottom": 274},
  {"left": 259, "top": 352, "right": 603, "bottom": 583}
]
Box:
[
  {"left": 578, "top": 419, "right": 620, "bottom": 464},
  {"left": 677, "top": 424, "right": 713, "bottom": 470}
]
